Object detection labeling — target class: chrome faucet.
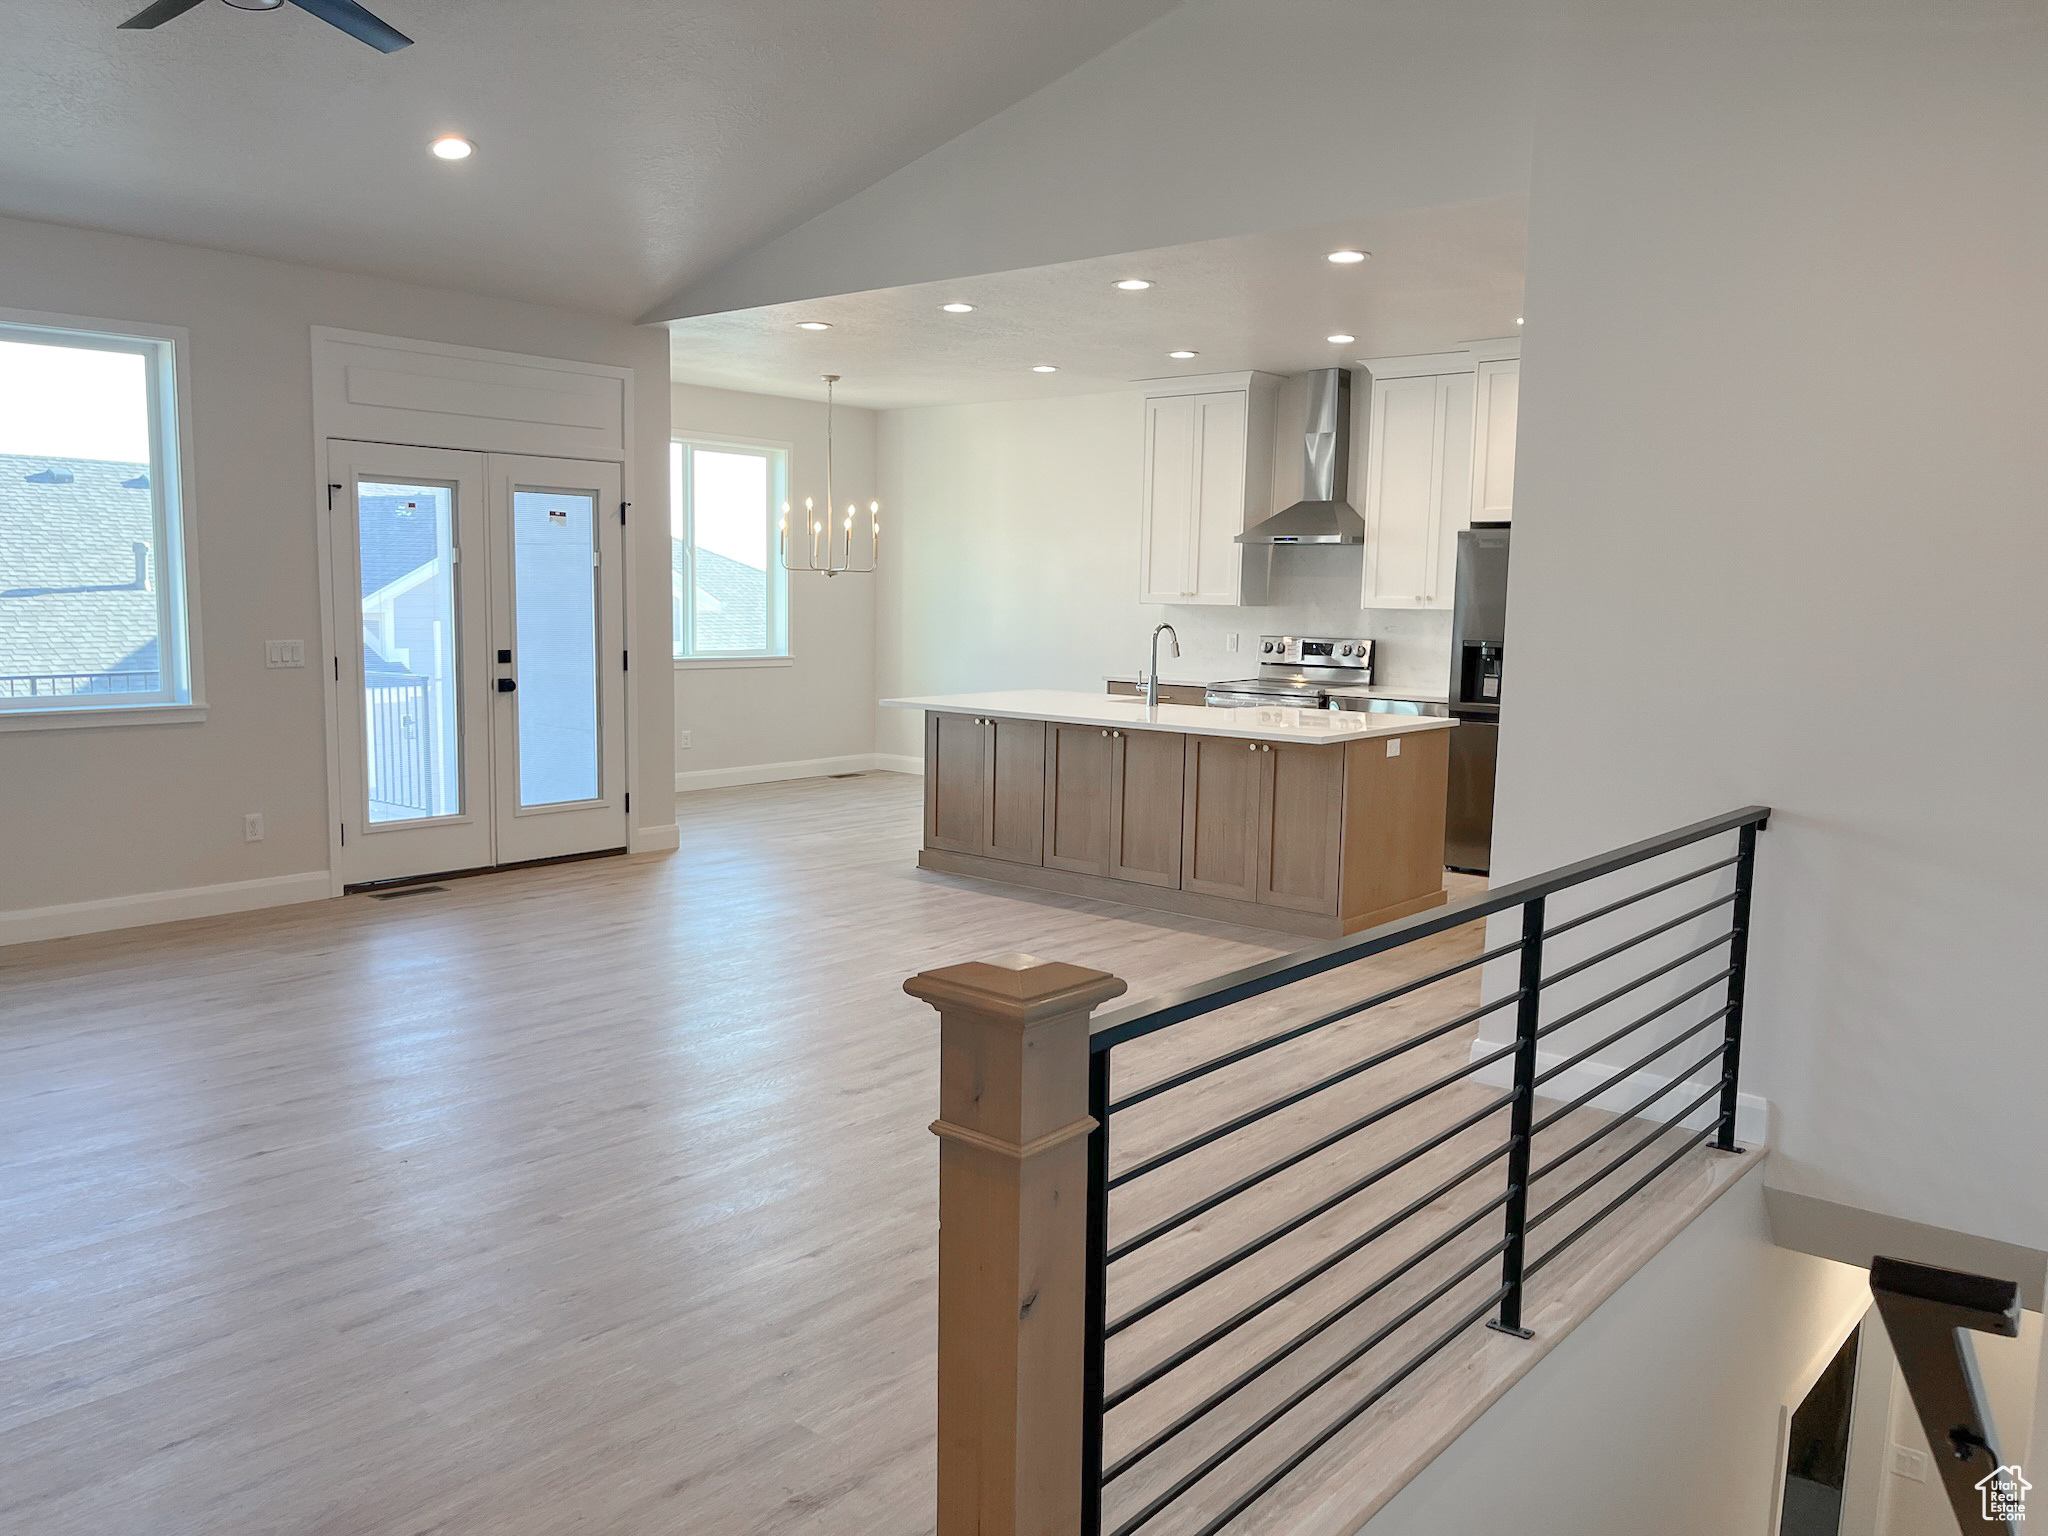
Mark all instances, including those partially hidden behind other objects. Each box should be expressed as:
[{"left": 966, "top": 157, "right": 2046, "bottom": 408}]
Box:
[{"left": 1146, "top": 623, "right": 1180, "bottom": 708}]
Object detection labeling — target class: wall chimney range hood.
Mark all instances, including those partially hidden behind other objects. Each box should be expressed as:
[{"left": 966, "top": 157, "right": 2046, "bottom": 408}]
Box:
[{"left": 1236, "top": 368, "right": 1365, "bottom": 545}]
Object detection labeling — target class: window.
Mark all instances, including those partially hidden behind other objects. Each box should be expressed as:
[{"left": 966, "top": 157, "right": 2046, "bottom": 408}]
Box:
[
  {"left": 671, "top": 438, "right": 788, "bottom": 660},
  {"left": 0, "top": 317, "right": 194, "bottom": 717}
]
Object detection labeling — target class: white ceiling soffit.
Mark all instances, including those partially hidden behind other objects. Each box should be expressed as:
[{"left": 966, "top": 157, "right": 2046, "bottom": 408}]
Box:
[
  {"left": 0, "top": 0, "right": 1183, "bottom": 318},
  {"left": 666, "top": 200, "right": 1528, "bottom": 410}
]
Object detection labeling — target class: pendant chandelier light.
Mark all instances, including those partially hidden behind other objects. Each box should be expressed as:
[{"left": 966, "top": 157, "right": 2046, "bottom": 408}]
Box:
[{"left": 780, "top": 374, "right": 878, "bottom": 578}]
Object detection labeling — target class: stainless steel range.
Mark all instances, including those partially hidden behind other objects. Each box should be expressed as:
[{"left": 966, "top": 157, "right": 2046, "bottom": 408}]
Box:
[{"left": 1206, "top": 634, "right": 1375, "bottom": 708}]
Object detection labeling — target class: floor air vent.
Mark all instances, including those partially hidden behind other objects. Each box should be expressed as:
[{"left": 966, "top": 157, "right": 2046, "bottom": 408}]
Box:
[{"left": 368, "top": 884, "right": 447, "bottom": 900}]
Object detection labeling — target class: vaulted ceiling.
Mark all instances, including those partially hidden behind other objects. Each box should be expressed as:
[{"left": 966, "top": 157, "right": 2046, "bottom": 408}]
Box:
[{"left": 0, "top": 0, "right": 1184, "bottom": 317}]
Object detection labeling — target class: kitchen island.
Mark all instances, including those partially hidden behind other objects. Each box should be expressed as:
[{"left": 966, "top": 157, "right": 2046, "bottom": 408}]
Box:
[{"left": 882, "top": 689, "right": 1457, "bottom": 938}]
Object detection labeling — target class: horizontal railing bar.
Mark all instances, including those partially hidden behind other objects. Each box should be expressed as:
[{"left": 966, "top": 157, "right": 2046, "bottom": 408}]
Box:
[
  {"left": 1538, "top": 891, "right": 1737, "bottom": 991},
  {"left": 1089, "top": 807, "right": 1770, "bottom": 1051},
  {"left": 1182, "top": 1286, "right": 1514, "bottom": 1536},
  {"left": 1106, "top": 1238, "right": 1512, "bottom": 1533},
  {"left": 1541, "top": 853, "right": 1739, "bottom": 941},
  {"left": 1104, "top": 1192, "right": 1513, "bottom": 1481},
  {"left": 1526, "top": 1123, "right": 1720, "bottom": 1279},
  {"left": 1107, "top": 1033, "right": 1516, "bottom": 1206},
  {"left": 1535, "top": 976, "right": 1732, "bottom": 1087},
  {"left": 1108, "top": 942, "right": 1523, "bottom": 1114},
  {"left": 1104, "top": 1130, "right": 1515, "bottom": 1389},
  {"left": 1107, "top": 996, "right": 1519, "bottom": 1186},
  {"left": 1535, "top": 929, "right": 1738, "bottom": 1041},
  {"left": 1530, "top": 1044, "right": 1728, "bottom": 1184},
  {"left": 1527, "top": 1078, "right": 1726, "bottom": 1232},
  {"left": 1530, "top": 1029, "right": 1725, "bottom": 1137}
]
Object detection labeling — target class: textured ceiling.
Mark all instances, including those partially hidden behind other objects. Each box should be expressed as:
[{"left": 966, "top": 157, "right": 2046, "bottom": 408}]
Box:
[
  {"left": 0, "top": 0, "right": 1183, "bottom": 316},
  {"left": 667, "top": 201, "right": 1528, "bottom": 409}
]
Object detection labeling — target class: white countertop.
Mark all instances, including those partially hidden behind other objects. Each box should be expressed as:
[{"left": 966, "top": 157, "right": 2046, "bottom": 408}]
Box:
[
  {"left": 883, "top": 689, "right": 1458, "bottom": 745},
  {"left": 1100, "top": 672, "right": 1450, "bottom": 704}
]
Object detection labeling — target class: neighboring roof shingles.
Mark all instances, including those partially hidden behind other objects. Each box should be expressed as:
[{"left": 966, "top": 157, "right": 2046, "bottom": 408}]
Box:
[
  {"left": 691, "top": 547, "right": 769, "bottom": 651},
  {"left": 0, "top": 454, "right": 159, "bottom": 681}
]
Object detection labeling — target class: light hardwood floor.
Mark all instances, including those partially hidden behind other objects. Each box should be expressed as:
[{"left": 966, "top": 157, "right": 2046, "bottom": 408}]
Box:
[{"left": 0, "top": 773, "right": 1748, "bottom": 1536}]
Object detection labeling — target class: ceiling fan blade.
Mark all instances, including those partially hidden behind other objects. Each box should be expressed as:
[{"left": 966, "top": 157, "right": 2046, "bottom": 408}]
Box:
[
  {"left": 118, "top": 0, "right": 208, "bottom": 29},
  {"left": 285, "top": 0, "right": 412, "bottom": 50}
]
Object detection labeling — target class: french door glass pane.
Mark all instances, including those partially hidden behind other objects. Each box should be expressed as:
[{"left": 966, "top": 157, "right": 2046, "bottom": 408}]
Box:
[
  {"left": 512, "top": 488, "right": 599, "bottom": 806},
  {"left": 358, "top": 481, "right": 461, "bottom": 823}
]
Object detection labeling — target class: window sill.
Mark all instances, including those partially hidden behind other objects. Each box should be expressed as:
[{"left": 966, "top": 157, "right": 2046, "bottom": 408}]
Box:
[
  {"left": 673, "top": 656, "right": 794, "bottom": 671},
  {"left": 0, "top": 702, "right": 208, "bottom": 733}
]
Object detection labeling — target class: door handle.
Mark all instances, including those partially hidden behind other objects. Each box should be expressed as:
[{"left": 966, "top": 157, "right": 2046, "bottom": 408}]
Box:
[{"left": 497, "top": 678, "right": 517, "bottom": 693}]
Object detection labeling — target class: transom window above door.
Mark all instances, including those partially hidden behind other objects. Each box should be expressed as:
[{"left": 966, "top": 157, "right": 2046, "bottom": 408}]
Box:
[
  {"left": 671, "top": 438, "right": 789, "bottom": 662},
  {"left": 0, "top": 315, "right": 195, "bottom": 722}
]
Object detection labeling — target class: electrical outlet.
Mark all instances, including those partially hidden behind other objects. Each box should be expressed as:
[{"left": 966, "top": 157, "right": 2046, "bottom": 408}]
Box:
[
  {"left": 1226, "top": 633, "right": 1240, "bottom": 653},
  {"left": 265, "top": 640, "right": 305, "bottom": 668},
  {"left": 1386, "top": 738, "right": 1401, "bottom": 757},
  {"left": 679, "top": 729, "right": 692, "bottom": 749},
  {"left": 243, "top": 813, "right": 265, "bottom": 843},
  {"left": 1890, "top": 1446, "right": 1928, "bottom": 1482}
]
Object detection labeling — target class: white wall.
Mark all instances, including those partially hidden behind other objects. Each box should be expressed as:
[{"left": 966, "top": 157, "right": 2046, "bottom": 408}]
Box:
[
  {"left": 1363, "top": 1169, "right": 1871, "bottom": 1535},
  {"left": 1489, "top": 19, "right": 2048, "bottom": 1253},
  {"left": 874, "top": 390, "right": 1453, "bottom": 760},
  {"left": 669, "top": 381, "right": 878, "bottom": 783},
  {"left": 0, "top": 213, "right": 672, "bottom": 928}
]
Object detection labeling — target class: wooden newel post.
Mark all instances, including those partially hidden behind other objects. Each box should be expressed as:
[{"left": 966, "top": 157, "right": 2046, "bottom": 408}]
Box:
[{"left": 904, "top": 951, "right": 1128, "bottom": 1536}]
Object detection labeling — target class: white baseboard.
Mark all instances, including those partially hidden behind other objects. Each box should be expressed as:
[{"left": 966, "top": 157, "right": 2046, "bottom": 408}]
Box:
[
  {"left": 872, "top": 753, "right": 923, "bottom": 776},
  {"left": 1, "top": 870, "right": 332, "bottom": 947},
  {"left": 1468, "top": 1035, "right": 1774, "bottom": 1147},
  {"left": 629, "top": 823, "right": 681, "bottom": 854},
  {"left": 673, "top": 753, "right": 911, "bottom": 793}
]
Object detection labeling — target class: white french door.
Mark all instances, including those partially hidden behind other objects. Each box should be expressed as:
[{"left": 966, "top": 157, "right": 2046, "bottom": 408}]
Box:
[{"left": 329, "top": 440, "right": 626, "bottom": 887}]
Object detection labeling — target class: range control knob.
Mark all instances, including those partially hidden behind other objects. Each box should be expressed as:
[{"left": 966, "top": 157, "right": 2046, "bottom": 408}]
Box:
[
  {"left": 1262, "top": 640, "right": 1275, "bottom": 653},
  {"left": 1339, "top": 644, "right": 1353, "bottom": 657}
]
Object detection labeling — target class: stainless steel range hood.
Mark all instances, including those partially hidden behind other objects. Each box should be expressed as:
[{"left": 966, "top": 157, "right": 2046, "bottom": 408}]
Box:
[{"left": 1236, "top": 368, "right": 1365, "bottom": 545}]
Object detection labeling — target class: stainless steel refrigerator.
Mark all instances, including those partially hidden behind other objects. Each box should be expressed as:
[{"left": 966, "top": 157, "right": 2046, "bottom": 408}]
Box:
[{"left": 1446, "top": 526, "right": 1509, "bottom": 874}]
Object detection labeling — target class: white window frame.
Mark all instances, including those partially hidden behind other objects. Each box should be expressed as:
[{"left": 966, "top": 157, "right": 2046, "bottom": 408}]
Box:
[
  {"left": 0, "top": 308, "right": 204, "bottom": 731},
  {"left": 671, "top": 435, "right": 790, "bottom": 666}
]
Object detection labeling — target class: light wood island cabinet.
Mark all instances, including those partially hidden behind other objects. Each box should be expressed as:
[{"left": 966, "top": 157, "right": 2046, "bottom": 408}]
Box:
[{"left": 910, "top": 698, "right": 1452, "bottom": 939}]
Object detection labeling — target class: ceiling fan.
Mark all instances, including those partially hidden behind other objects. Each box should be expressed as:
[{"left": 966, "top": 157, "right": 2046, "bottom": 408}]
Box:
[{"left": 119, "top": 0, "right": 413, "bottom": 52}]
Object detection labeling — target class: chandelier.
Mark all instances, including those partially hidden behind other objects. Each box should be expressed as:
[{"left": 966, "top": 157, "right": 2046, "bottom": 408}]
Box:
[{"left": 780, "top": 374, "right": 878, "bottom": 578}]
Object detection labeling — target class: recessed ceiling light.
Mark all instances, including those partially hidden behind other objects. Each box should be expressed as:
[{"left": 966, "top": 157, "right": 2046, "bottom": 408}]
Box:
[
  {"left": 1326, "top": 333, "right": 1356, "bottom": 345},
  {"left": 430, "top": 136, "right": 473, "bottom": 161},
  {"left": 1168, "top": 350, "right": 1199, "bottom": 360},
  {"left": 1516, "top": 316, "right": 1525, "bottom": 325},
  {"left": 796, "top": 321, "right": 832, "bottom": 331},
  {"left": 1032, "top": 365, "right": 1059, "bottom": 373},
  {"left": 1113, "top": 278, "right": 1153, "bottom": 291},
  {"left": 1327, "top": 249, "right": 1369, "bottom": 265},
  {"left": 940, "top": 302, "right": 975, "bottom": 314}
]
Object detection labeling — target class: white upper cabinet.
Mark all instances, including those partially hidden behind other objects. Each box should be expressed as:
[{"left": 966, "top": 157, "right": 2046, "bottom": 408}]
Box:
[
  {"left": 1139, "top": 372, "right": 1278, "bottom": 605},
  {"left": 1359, "top": 341, "right": 1517, "bottom": 609},
  {"left": 1471, "top": 344, "right": 1520, "bottom": 522}
]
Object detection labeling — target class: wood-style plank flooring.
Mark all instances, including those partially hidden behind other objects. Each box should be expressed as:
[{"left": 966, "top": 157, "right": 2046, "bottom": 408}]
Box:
[{"left": 0, "top": 773, "right": 1748, "bottom": 1535}]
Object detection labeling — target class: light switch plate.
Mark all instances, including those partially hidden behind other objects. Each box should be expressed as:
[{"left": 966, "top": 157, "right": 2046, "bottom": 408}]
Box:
[
  {"left": 680, "top": 729, "right": 692, "bottom": 749},
  {"left": 1226, "top": 633, "right": 1239, "bottom": 652},
  {"left": 1889, "top": 1446, "right": 1928, "bottom": 1482},
  {"left": 265, "top": 640, "right": 305, "bottom": 668},
  {"left": 243, "top": 813, "right": 264, "bottom": 843}
]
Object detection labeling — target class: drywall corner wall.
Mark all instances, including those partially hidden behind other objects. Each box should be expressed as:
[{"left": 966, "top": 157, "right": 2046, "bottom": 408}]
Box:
[
  {"left": 670, "top": 381, "right": 877, "bottom": 783},
  {"left": 1362, "top": 1167, "right": 1868, "bottom": 1536},
  {"left": 1493, "top": 17, "right": 2048, "bottom": 1252},
  {"left": 0, "top": 212, "right": 671, "bottom": 925}
]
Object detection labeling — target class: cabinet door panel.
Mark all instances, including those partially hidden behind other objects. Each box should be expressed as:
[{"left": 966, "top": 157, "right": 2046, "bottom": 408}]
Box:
[
  {"left": 1363, "top": 374, "right": 1444, "bottom": 606},
  {"left": 1140, "top": 394, "right": 1198, "bottom": 602},
  {"left": 926, "top": 711, "right": 986, "bottom": 855},
  {"left": 1258, "top": 743, "right": 1344, "bottom": 914},
  {"left": 983, "top": 717, "right": 1046, "bottom": 865},
  {"left": 1181, "top": 735, "right": 1262, "bottom": 901},
  {"left": 1110, "top": 729, "right": 1186, "bottom": 887},
  {"left": 1473, "top": 359, "right": 1518, "bottom": 521},
  {"left": 1188, "top": 391, "right": 1248, "bottom": 604},
  {"left": 1045, "top": 724, "right": 1113, "bottom": 875}
]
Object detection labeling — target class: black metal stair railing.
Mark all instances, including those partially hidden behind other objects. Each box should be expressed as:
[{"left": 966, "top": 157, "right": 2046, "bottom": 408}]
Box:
[{"left": 1079, "top": 806, "right": 1770, "bottom": 1536}]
